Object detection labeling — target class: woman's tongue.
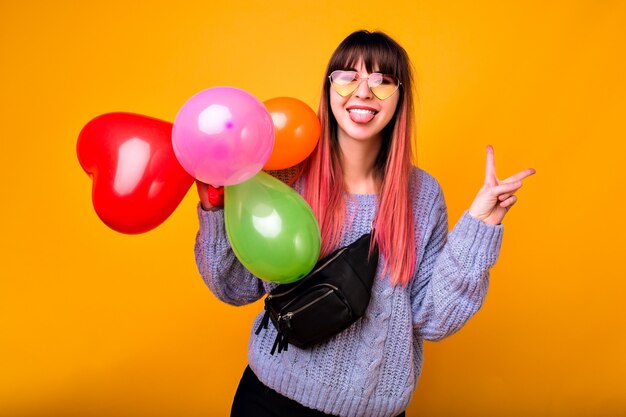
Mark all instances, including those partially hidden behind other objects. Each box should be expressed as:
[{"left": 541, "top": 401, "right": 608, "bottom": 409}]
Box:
[{"left": 348, "top": 109, "right": 376, "bottom": 123}]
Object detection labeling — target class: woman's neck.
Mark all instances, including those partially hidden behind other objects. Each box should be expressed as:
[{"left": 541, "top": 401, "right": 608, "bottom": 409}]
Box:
[{"left": 338, "top": 133, "right": 383, "bottom": 195}]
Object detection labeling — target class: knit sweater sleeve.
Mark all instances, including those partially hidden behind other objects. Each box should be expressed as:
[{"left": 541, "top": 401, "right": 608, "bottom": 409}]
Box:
[
  {"left": 410, "top": 181, "right": 503, "bottom": 341},
  {"left": 194, "top": 204, "right": 265, "bottom": 306}
]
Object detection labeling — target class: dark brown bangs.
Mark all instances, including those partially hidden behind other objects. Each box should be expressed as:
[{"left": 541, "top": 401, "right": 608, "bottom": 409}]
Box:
[{"left": 327, "top": 30, "right": 406, "bottom": 78}]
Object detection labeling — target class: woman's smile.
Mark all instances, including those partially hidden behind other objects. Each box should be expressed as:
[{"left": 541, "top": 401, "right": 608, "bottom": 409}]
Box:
[{"left": 347, "top": 105, "right": 378, "bottom": 123}]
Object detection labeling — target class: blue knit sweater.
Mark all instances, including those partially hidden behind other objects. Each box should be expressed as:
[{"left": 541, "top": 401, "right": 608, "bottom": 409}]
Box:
[{"left": 195, "top": 167, "right": 503, "bottom": 417}]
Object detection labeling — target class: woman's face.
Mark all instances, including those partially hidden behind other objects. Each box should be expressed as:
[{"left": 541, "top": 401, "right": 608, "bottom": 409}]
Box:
[{"left": 329, "top": 59, "right": 400, "bottom": 144}]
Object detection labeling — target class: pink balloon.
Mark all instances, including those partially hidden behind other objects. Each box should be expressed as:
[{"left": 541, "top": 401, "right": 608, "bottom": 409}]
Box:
[{"left": 172, "top": 87, "right": 275, "bottom": 186}]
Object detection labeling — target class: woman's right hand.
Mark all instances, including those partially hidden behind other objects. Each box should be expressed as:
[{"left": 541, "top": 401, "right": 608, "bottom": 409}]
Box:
[{"left": 196, "top": 181, "right": 224, "bottom": 211}]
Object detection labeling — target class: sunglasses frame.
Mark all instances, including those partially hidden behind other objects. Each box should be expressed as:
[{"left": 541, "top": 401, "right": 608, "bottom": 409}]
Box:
[{"left": 328, "top": 70, "right": 401, "bottom": 100}]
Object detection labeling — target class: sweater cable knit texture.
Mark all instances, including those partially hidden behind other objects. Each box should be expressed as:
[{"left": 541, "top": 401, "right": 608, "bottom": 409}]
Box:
[{"left": 194, "top": 167, "right": 503, "bottom": 417}]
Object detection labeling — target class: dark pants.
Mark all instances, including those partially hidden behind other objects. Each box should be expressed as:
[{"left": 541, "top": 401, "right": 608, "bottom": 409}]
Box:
[{"left": 231, "top": 365, "right": 406, "bottom": 417}]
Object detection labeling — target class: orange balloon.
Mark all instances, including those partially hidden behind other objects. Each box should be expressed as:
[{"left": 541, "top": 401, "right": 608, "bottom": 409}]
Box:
[{"left": 263, "top": 97, "right": 320, "bottom": 170}]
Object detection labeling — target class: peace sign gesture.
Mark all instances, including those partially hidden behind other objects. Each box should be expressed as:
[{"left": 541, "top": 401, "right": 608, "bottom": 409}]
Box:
[{"left": 468, "top": 145, "right": 536, "bottom": 225}]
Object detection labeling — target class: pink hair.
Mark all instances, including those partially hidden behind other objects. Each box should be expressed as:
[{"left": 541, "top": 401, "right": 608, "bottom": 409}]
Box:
[{"left": 300, "top": 31, "right": 418, "bottom": 286}]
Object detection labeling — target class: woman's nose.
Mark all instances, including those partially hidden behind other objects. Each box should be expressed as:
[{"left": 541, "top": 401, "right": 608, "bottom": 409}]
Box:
[{"left": 354, "top": 77, "right": 373, "bottom": 99}]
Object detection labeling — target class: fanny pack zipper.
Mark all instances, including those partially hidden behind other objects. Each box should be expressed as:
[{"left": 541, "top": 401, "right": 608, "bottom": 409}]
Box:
[
  {"left": 280, "top": 283, "right": 339, "bottom": 312},
  {"left": 278, "top": 287, "right": 336, "bottom": 328},
  {"left": 267, "top": 247, "right": 348, "bottom": 300}
]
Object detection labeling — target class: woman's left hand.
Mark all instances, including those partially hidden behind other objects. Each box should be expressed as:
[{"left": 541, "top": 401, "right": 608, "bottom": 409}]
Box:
[{"left": 468, "top": 145, "right": 536, "bottom": 225}]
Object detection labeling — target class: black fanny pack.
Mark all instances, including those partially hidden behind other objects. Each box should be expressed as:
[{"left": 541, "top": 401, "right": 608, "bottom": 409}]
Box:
[{"left": 255, "top": 231, "right": 379, "bottom": 354}]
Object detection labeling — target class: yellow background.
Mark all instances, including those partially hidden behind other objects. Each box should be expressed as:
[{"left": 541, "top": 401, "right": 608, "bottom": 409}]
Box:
[{"left": 1, "top": 1, "right": 625, "bottom": 416}]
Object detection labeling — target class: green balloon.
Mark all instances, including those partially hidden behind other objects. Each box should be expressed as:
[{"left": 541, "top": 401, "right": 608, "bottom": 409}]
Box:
[{"left": 224, "top": 171, "right": 321, "bottom": 284}]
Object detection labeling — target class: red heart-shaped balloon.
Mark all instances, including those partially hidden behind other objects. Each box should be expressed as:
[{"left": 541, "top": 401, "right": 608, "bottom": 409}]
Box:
[{"left": 77, "top": 112, "right": 194, "bottom": 234}]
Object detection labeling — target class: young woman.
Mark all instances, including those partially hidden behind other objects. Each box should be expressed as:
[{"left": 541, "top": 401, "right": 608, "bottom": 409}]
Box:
[{"left": 195, "top": 30, "right": 535, "bottom": 417}]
